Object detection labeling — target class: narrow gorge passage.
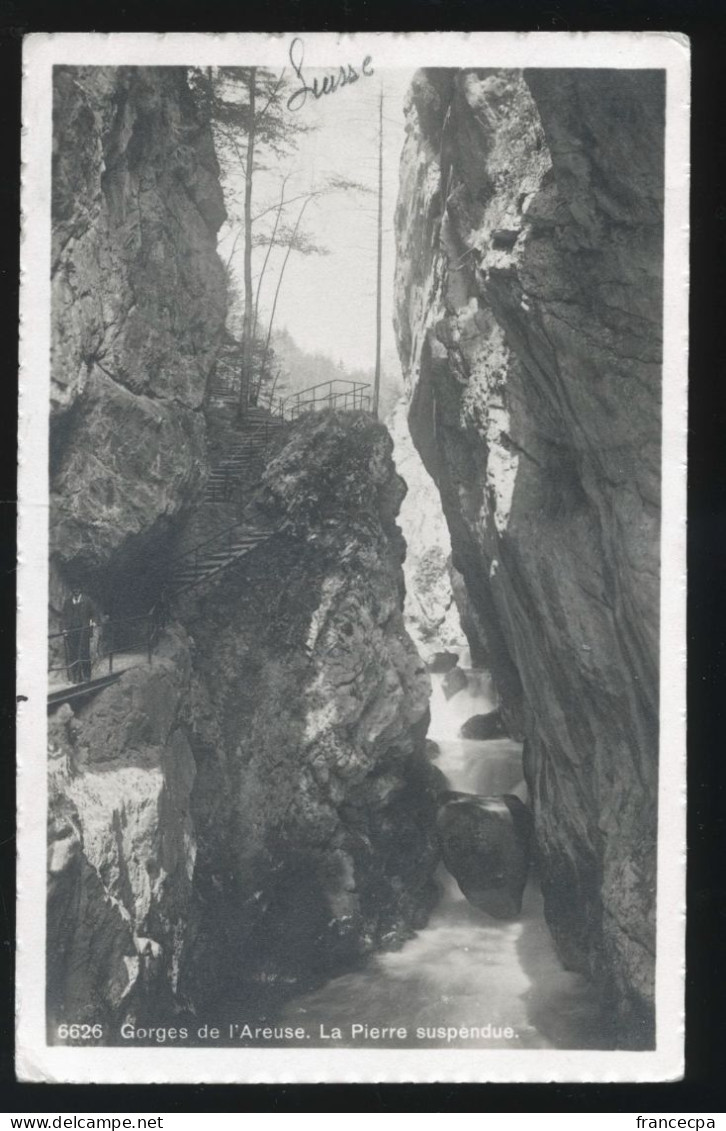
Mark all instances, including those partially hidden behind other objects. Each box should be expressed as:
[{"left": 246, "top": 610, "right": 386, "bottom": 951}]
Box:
[{"left": 276, "top": 670, "right": 602, "bottom": 1049}]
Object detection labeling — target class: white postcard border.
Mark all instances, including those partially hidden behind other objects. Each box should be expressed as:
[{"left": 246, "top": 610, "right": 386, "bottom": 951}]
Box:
[{"left": 17, "top": 30, "right": 690, "bottom": 1084}]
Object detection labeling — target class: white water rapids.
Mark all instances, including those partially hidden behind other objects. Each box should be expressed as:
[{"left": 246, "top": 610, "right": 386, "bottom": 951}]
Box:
[{"left": 278, "top": 670, "right": 602, "bottom": 1048}]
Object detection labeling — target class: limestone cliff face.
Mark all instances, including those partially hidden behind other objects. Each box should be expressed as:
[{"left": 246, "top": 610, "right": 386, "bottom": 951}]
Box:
[
  {"left": 388, "top": 400, "right": 470, "bottom": 664},
  {"left": 395, "top": 68, "right": 664, "bottom": 1046},
  {"left": 47, "top": 413, "right": 440, "bottom": 1028},
  {"left": 181, "top": 412, "right": 441, "bottom": 1014},
  {"left": 46, "top": 65, "right": 224, "bottom": 1031},
  {"left": 47, "top": 628, "right": 197, "bottom": 1031},
  {"left": 50, "top": 66, "right": 226, "bottom": 584}
]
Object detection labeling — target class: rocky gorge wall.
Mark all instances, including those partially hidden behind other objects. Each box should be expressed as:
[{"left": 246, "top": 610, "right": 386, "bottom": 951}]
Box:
[
  {"left": 50, "top": 66, "right": 227, "bottom": 601},
  {"left": 47, "top": 627, "right": 198, "bottom": 1032},
  {"left": 180, "top": 412, "right": 441, "bottom": 1016},
  {"left": 47, "top": 65, "right": 228, "bottom": 1033},
  {"left": 387, "top": 400, "right": 473, "bottom": 665},
  {"left": 47, "top": 409, "right": 441, "bottom": 1029},
  {"left": 395, "top": 68, "right": 664, "bottom": 1046}
]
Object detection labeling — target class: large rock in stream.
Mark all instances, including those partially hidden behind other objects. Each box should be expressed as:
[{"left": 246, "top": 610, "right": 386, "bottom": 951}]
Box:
[
  {"left": 395, "top": 67, "right": 664, "bottom": 1045},
  {"left": 460, "top": 709, "right": 506, "bottom": 740},
  {"left": 438, "top": 792, "right": 533, "bottom": 919}
]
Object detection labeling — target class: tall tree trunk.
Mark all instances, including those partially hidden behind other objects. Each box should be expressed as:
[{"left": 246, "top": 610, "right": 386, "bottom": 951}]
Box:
[
  {"left": 239, "top": 66, "right": 257, "bottom": 420},
  {"left": 253, "top": 175, "right": 288, "bottom": 344},
  {"left": 257, "top": 197, "right": 311, "bottom": 399},
  {"left": 373, "top": 86, "right": 383, "bottom": 419}
]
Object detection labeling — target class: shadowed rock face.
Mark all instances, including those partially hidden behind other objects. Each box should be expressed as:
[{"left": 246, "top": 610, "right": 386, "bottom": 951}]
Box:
[
  {"left": 46, "top": 66, "right": 226, "bottom": 1032},
  {"left": 181, "top": 412, "right": 443, "bottom": 1014},
  {"left": 395, "top": 68, "right": 663, "bottom": 1046},
  {"left": 47, "top": 627, "right": 198, "bottom": 1029},
  {"left": 50, "top": 66, "right": 227, "bottom": 587},
  {"left": 437, "top": 793, "right": 533, "bottom": 918},
  {"left": 46, "top": 410, "right": 444, "bottom": 1029}
]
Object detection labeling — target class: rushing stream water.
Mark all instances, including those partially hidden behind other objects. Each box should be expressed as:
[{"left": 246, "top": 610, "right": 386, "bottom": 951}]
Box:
[{"left": 277, "top": 670, "right": 603, "bottom": 1049}]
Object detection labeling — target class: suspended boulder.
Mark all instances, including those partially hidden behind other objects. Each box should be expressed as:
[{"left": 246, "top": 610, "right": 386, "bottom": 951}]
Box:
[{"left": 437, "top": 792, "right": 533, "bottom": 919}]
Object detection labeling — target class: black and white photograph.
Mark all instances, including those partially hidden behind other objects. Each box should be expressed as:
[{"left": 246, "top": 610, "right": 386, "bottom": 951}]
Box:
[{"left": 17, "top": 32, "right": 689, "bottom": 1083}]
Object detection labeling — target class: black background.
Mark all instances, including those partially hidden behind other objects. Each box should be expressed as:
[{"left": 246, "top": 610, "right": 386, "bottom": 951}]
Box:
[{"left": 1, "top": 0, "right": 723, "bottom": 1114}]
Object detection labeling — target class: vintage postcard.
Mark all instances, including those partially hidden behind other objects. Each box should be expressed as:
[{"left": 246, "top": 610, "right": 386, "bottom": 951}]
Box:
[{"left": 17, "top": 31, "right": 689, "bottom": 1083}]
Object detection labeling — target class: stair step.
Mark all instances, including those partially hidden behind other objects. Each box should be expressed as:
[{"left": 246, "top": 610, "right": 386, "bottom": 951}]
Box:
[
  {"left": 212, "top": 469, "right": 260, "bottom": 479},
  {"left": 212, "top": 470, "right": 258, "bottom": 477},
  {"left": 212, "top": 467, "right": 261, "bottom": 475},
  {"left": 208, "top": 473, "right": 260, "bottom": 483},
  {"left": 218, "top": 448, "right": 268, "bottom": 458},
  {"left": 203, "top": 546, "right": 261, "bottom": 562},
  {"left": 219, "top": 447, "right": 266, "bottom": 456},
  {"left": 173, "top": 536, "right": 272, "bottom": 575},
  {"left": 205, "top": 548, "right": 252, "bottom": 562},
  {"left": 218, "top": 456, "right": 266, "bottom": 464},
  {"left": 217, "top": 456, "right": 264, "bottom": 466},
  {"left": 227, "top": 441, "right": 270, "bottom": 449},
  {"left": 226, "top": 449, "right": 269, "bottom": 456},
  {"left": 215, "top": 462, "right": 263, "bottom": 471},
  {"left": 177, "top": 545, "right": 264, "bottom": 567}
]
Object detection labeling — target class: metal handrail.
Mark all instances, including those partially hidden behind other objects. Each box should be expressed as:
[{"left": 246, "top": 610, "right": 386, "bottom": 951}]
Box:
[
  {"left": 282, "top": 377, "right": 368, "bottom": 399},
  {"left": 47, "top": 373, "right": 371, "bottom": 688},
  {"left": 280, "top": 379, "right": 372, "bottom": 421},
  {"left": 48, "top": 517, "right": 272, "bottom": 681},
  {"left": 168, "top": 518, "right": 274, "bottom": 598},
  {"left": 206, "top": 409, "right": 289, "bottom": 503},
  {"left": 170, "top": 519, "right": 252, "bottom": 571},
  {"left": 257, "top": 390, "right": 286, "bottom": 418},
  {"left": 172, "top": 541, "right": 262, "bottom": 598},
  {"left": 48, "top": 610, "right": 160, "bottom": 680},
  {"left": 211, "top": 377, "right": 372, "bottom": 423},
  {"left": 47, "top": 611, "right": 150, "bottom": 643}
]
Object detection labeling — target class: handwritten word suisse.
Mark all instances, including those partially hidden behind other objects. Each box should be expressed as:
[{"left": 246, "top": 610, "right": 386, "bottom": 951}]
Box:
[{"left": 287, "top": 36, "right": 374, "bottom": 112}]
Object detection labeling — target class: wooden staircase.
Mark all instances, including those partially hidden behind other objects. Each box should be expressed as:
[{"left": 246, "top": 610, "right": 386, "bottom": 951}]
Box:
[
  {"left": 47, "top": 377, "right": 372, "bottom": 709},
  {"left": 170, "top": 521, "right": 274, "bottom": 595},
  {"left": 207, "top": 383, "right": 238, "bottom": 410},
  {"left": 205, "top": 408, "right": 287, "bottom": 503}
]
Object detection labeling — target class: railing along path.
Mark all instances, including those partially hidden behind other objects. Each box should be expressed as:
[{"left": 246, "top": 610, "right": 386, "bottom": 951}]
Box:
[
  {"left": 279, "top": 379, "right": 371, "bottom": 420},
  {"left": 48, "top": 379, "right": 371, "bottom": 706}
]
